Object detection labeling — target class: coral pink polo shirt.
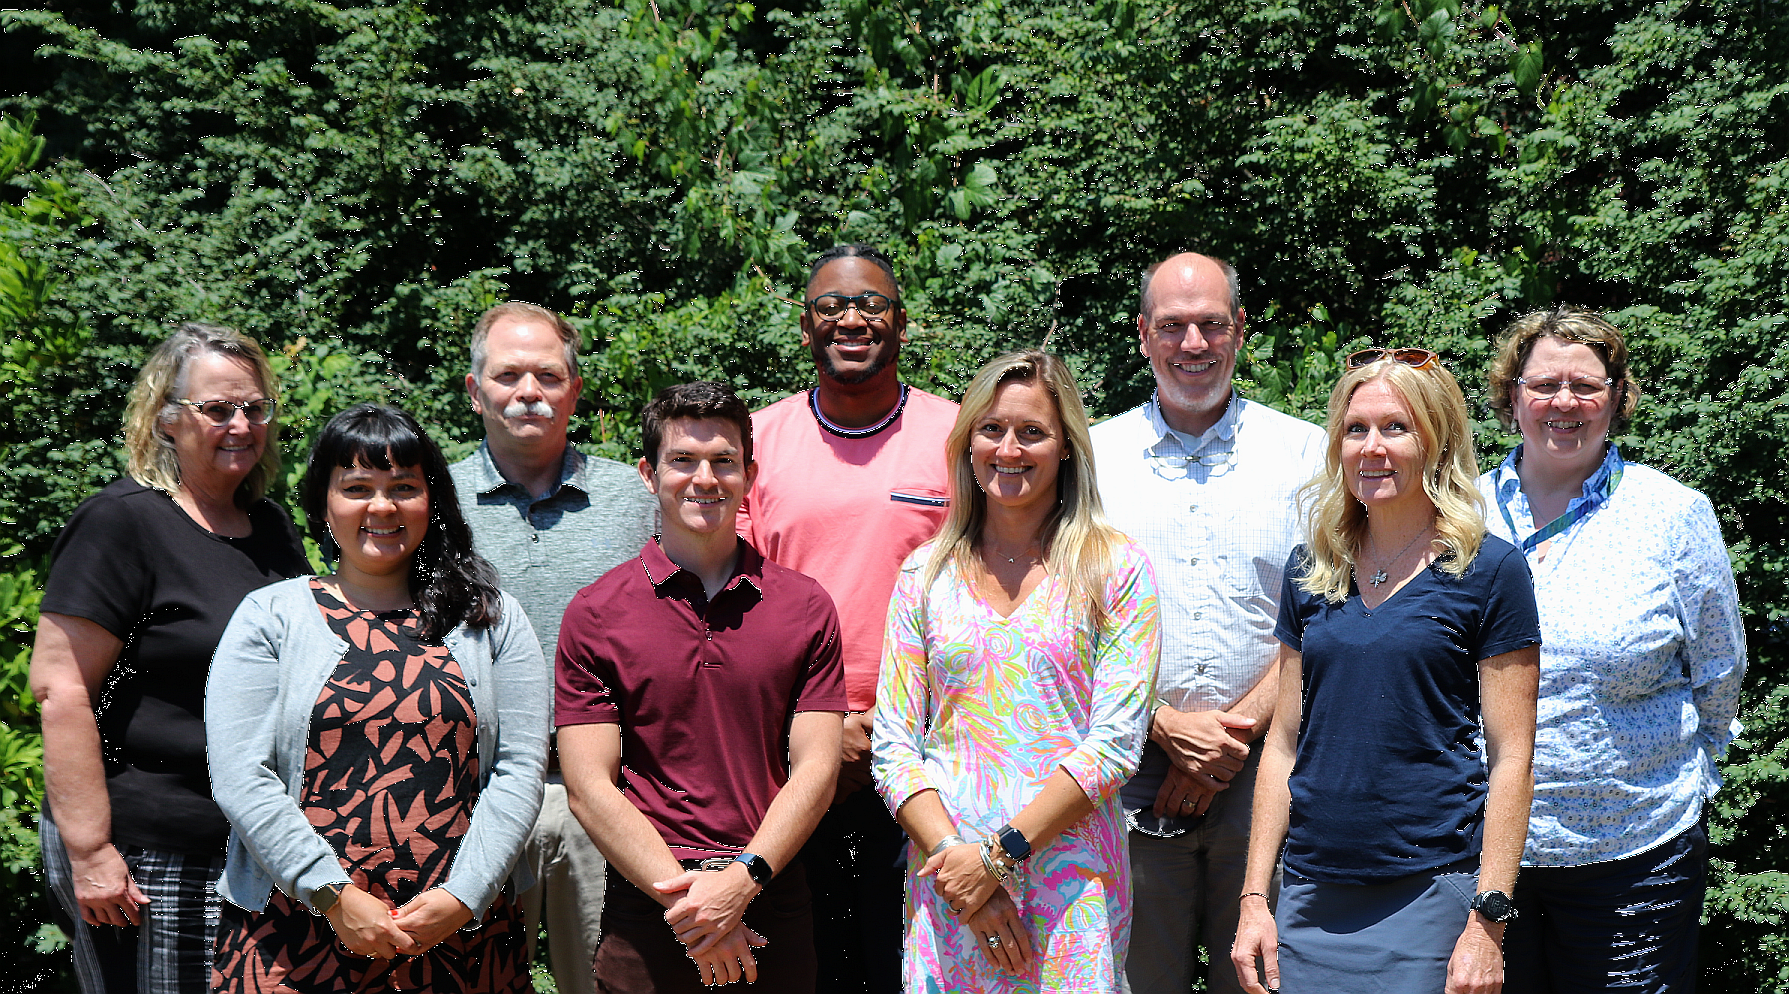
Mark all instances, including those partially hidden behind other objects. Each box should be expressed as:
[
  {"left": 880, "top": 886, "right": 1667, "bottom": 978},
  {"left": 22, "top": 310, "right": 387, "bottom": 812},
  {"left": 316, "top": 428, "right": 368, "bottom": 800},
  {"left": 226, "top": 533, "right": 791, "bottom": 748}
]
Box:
[{"left": 738, "top": 386, "right": 957, "bottom": 712}]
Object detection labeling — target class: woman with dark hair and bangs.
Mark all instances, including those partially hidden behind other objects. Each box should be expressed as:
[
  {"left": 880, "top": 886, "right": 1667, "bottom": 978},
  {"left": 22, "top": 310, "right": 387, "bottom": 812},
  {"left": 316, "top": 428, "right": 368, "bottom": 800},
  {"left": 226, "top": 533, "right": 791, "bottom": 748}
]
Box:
[{"left": 205, "top": 404, "right": 549, "bottom": 994}]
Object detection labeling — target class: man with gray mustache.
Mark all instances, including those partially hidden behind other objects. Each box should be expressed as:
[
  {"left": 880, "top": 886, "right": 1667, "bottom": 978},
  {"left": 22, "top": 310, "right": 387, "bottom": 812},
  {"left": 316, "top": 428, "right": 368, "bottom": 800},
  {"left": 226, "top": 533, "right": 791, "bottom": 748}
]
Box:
[{"left": 450, "top": 301, "right": 658, "bottom": 994}]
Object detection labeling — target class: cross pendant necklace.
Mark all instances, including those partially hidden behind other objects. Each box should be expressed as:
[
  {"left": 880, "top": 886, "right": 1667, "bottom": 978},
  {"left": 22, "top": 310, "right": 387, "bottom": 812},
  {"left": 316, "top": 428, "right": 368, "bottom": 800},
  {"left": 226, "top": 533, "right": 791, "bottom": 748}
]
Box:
[{"left": 1364, "top": 522, "right": 1433, "bottom": 589}]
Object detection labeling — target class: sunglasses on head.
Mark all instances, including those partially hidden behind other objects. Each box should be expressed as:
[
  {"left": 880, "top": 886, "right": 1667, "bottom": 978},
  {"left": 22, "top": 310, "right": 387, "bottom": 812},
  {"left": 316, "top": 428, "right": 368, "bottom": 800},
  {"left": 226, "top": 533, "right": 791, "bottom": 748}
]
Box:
[{"left": 1344, "top": 348, "right": 1441, "bottom": 370}]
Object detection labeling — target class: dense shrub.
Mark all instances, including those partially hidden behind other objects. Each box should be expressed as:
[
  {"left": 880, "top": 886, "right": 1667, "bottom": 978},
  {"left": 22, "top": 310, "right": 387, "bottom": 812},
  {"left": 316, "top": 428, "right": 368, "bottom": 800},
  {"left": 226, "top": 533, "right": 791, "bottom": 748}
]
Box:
[{"left": 2, "top": 0, "right": 1784, "bottom": 985}]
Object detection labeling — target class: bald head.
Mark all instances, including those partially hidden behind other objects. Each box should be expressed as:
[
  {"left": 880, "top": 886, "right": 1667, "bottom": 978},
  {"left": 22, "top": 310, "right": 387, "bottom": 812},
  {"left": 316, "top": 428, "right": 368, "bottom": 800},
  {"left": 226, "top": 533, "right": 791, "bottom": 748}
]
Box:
[
  {"left": 1136, "top": 252, "right": 1246, "bottom": 435},
  {"left": 1140, "top": 252, "right": 1241, "bottom": 324}
]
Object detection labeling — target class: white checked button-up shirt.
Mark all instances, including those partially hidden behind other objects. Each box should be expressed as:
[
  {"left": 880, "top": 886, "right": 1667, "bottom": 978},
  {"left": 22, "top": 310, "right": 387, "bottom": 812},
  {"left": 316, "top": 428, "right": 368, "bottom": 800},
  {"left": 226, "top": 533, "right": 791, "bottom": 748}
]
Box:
[{"left": 1091, "top": 392, "right": 1324, "bottom": 831}]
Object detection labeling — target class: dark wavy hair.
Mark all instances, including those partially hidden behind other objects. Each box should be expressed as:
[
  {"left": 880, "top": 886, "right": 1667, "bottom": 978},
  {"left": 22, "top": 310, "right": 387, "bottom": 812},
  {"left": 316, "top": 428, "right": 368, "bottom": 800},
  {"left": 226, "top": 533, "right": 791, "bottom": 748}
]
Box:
[
  {"left": 640, "top": 381, "right": 754, "bottom": 466},
  {"left": 301, "top": 404, "right": 501, "bottom": 641}
]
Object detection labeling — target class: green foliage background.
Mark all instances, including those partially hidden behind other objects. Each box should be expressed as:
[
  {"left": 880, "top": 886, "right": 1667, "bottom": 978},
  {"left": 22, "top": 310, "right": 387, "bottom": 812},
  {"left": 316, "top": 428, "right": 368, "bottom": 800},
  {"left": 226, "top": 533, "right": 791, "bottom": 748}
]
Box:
[{"left": 0, "top": 0, "right": 1783, "bottom": 988}]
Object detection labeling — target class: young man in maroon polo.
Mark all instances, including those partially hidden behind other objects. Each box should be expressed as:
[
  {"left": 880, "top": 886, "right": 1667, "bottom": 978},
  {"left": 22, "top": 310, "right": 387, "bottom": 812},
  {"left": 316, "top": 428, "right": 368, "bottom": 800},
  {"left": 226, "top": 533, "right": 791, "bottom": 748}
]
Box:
[{"left": 557, "top": 381, "right": 845, "bottom": 992}]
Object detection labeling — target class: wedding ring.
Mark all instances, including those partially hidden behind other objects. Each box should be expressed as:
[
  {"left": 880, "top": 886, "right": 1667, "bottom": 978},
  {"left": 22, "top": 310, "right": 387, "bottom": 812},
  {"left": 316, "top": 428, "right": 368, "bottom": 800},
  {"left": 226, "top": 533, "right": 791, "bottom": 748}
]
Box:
[{"left": 986, "top": 934, "right": 1002, "bottom": 948}]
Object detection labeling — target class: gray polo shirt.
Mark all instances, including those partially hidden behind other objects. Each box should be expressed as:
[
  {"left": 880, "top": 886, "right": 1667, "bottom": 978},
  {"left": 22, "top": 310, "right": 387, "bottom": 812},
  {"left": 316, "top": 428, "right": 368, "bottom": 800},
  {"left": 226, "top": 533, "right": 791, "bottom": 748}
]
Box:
[{"left": 450, "top": 441, "right": 657, "bottom": 662}]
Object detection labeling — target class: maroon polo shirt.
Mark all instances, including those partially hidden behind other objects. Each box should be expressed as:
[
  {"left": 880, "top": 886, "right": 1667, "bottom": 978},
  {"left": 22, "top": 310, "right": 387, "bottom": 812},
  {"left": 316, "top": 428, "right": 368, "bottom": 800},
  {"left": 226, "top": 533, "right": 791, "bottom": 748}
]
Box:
[{"left": 555, "top": 537, "right": 846, "bottom": 860}]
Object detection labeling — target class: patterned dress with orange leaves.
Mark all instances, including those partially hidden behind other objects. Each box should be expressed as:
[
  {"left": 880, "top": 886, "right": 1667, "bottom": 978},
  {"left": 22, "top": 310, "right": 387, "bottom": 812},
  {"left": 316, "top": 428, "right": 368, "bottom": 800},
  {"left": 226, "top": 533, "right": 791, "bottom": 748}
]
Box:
[
  {"left": 871, "top": 542, "right": 1161, "bottom": 994},
  {"left": 211, "top": 580, "right": 528, "bottom": 994}
]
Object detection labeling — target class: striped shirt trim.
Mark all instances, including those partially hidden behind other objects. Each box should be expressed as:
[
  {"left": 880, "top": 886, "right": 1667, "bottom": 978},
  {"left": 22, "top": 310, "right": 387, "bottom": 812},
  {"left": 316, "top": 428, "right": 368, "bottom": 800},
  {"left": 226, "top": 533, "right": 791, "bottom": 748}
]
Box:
[{"left": 808, "top": 384, "right": 908, "bottom": 438}]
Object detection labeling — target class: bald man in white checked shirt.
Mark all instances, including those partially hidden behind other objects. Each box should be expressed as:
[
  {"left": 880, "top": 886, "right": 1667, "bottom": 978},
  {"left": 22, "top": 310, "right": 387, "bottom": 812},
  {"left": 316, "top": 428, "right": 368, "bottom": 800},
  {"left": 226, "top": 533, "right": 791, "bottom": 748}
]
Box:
[{"left": 1090, "top": 252, "right": 1324, "bottom": 994}]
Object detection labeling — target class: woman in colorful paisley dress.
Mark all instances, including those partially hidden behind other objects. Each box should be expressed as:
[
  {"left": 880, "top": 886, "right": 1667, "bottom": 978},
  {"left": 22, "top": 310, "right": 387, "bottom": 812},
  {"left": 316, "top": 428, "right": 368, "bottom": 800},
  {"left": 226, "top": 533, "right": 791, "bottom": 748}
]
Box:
[
  {"left": 871, "top": 350, "right": 1161, "bottom": 993},
  {"left": 206, "top": 404, "right": 548, "bottom": 994}
]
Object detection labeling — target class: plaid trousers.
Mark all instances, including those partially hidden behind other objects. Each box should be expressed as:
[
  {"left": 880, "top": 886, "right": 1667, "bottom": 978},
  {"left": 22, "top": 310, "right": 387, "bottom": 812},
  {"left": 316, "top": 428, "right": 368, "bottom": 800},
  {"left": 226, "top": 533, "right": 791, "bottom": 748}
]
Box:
[{"left": 41, "top": 813, "right": 226, "bottom": 994}]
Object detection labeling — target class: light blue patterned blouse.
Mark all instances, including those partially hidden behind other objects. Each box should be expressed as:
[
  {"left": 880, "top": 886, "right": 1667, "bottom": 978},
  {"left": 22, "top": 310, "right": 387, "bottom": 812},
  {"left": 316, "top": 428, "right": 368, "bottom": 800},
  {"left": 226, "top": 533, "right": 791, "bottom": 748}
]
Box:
[{"left": 1479, "top": 444, "right": 1746, "bottom": 866}]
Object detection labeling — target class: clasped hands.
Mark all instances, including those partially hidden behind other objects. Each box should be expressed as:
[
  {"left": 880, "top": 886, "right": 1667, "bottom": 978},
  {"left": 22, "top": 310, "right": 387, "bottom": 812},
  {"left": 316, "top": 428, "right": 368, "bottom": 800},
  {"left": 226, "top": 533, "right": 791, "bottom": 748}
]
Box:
[
  {"left": 655, "top": 863, "right": 767, "bottom": 986},
  {"left": 323, "top": 885, "right": 472, "bottom": 960},
  {"left": 918, "top": 841, "right": 1035, "bottom": 975},
  {"left": 1150, "top": 707, "right": 1255, "bottom": 818}
]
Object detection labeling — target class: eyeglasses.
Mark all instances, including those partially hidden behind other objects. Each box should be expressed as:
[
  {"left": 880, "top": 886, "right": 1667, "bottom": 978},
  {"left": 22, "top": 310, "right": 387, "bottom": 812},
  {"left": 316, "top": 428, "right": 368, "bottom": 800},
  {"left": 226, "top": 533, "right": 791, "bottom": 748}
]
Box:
[
  {"left": 806, "top": 293, "right": 898, "bottom": 320},
  {"left": 1345, "top": 348, "right": 1441, "bottom": 370},
  {"left": 1516, "top": 376, "right": 1614, "bottom": 400},
  {"left": 175, "top": 398, "right": 279, "bottom": 426}
]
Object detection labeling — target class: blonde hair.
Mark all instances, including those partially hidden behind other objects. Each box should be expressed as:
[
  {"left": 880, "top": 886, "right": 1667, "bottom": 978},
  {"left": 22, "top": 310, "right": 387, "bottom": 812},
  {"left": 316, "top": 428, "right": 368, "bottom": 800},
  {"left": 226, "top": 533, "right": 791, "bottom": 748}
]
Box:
[
  {"left": 124, "top": 323, "right": 282, "bottom": 503},
  {"left": 923, "top": 350, "right": 1127, "bottom": 632},
  {"left": 1486, "top": 304, "right": 1641, "bottom": 430},
  {"left": 1297, "top": 355, "right": 1486, "bottom": 603}
]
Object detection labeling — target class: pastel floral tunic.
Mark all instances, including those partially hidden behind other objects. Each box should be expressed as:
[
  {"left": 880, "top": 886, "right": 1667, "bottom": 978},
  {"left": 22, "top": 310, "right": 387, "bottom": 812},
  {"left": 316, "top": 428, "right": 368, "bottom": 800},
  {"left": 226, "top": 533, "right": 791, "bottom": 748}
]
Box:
[{"left": 872, "top": 541, "right": 1160, "bottom": 994}]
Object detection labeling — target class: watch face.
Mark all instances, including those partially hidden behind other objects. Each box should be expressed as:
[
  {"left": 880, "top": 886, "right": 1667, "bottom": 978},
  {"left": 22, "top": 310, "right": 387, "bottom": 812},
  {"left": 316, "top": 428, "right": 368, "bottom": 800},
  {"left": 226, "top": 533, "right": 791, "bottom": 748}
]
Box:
[
  {"left": 997, "top": 826, "right": 1031, "bottom": 862},
  {"left": 1474, "top": 891, "right": 1515, "bottom": 922},
  {"left": 736, "top": 853, "right": 773, "bottom": 886}
]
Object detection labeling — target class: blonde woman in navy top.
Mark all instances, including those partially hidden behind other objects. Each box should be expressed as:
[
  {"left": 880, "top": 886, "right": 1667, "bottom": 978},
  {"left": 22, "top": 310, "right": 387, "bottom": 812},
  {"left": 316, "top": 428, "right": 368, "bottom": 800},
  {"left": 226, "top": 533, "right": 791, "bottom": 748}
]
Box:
[
  {"left": 1477, "top": 307, "right": 1745, "bottom": 992},
  {"left": 1231, "top": 349, "right": 1541, "bottom": 994}
]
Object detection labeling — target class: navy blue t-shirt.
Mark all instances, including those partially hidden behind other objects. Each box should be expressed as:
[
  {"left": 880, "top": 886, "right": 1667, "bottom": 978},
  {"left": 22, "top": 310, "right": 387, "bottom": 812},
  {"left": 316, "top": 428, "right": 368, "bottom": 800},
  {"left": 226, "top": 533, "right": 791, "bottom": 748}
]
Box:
[{"left": 1273, "top": 534, "right": 1539, "bottom": 883}]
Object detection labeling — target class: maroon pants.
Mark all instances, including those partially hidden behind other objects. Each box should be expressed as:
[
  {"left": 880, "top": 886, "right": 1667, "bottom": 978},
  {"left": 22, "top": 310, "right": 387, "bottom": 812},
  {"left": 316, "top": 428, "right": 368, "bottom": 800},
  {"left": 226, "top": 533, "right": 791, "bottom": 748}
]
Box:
[{"left": 594, "top": 861, "right": 816, "bottom": 994}]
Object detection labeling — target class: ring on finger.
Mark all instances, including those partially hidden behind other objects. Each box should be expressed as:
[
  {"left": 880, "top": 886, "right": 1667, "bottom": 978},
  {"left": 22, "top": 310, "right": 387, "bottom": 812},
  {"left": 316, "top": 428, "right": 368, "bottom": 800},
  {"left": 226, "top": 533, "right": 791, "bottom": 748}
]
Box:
[{"left": 986, "top": 933, "right": 1003, "bottom": 948}]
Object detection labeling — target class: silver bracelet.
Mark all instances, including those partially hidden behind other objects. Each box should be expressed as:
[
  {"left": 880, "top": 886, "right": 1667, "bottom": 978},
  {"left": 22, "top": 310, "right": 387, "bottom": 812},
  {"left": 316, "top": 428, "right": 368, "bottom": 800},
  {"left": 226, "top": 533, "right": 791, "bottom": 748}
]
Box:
[
  {"left": 929, "top": 834, "right": 970, "bottom": 858},
  {"left": 980, "top": 839, "right": 1009, "bottom": 882}
]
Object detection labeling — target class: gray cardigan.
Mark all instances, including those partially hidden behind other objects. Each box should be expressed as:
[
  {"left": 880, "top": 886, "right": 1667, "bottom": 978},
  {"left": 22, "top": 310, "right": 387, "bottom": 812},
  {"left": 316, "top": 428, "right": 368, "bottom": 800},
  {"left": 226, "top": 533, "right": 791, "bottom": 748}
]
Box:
[{"left": 205, "top": 577, "right": 548, "bottom": 921}]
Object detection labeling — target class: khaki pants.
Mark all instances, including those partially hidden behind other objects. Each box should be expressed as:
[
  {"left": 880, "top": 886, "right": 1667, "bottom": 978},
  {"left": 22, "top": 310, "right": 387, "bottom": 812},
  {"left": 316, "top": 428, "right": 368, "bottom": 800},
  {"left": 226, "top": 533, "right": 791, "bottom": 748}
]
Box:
[{"left": 520, "top": 779, "right": 608, "bottom": 994}]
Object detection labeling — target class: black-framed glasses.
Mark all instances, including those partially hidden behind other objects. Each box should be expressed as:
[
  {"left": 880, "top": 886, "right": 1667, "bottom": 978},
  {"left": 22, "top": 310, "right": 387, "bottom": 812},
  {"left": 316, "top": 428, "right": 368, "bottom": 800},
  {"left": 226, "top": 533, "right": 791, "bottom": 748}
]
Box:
[
  {"left": 1345, "top": 347, "right": 1441, "bottom": 370},
  {"left": 175, "top": 397, "right": 279, "bottom": 426},
  {"left": 806, "top": 292, "right": 898, "bottom": 320},
  {"left": 1515, "top": 376, "right": 1614, "bottom": 400}
]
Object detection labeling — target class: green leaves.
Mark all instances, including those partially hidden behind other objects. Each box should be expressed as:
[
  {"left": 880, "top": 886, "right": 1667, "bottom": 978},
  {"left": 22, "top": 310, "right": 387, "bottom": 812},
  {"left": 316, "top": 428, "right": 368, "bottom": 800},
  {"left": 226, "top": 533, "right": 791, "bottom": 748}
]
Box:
[
  {"left": 0, "top": 3, "right": 1786, "bottom": 981},
  {"left": 1510, "top": 41, "right": 1542, "bottom": 95},
  {"left": 0, "top": 113, "right": 92, "bottom": 511}
]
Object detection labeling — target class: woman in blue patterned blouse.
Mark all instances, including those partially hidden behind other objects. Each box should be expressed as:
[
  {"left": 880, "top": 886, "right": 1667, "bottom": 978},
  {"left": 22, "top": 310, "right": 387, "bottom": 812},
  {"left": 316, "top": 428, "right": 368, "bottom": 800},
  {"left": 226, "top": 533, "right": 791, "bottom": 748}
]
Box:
[{"left": 1477, "top": 306, "right": 1747, "bottom": 992}]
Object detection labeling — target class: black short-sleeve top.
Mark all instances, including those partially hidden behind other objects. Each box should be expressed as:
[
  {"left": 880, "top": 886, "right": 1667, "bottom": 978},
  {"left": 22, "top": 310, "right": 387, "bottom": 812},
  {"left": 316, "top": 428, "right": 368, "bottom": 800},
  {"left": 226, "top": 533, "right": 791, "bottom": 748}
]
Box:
[
  {"left": 1273, "top": 534, "right": 1540, "bottom": 883},
  {"left": 41, "top": 478, "right": 309, "bottom": 854}
]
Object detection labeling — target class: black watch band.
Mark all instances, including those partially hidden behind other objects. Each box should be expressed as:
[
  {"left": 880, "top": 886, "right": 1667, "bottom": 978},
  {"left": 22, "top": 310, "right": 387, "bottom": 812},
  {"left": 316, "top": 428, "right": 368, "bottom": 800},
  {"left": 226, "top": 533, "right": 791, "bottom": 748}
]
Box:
[
  {"left": 1470, "top": 889, "right": 1518, "bottom": 923},
  {"left": 733, "top": 852, "right": 774, "bottom": 887},
  {"left": 995, "top": 824, "right": 1032, "bottom": 864}
]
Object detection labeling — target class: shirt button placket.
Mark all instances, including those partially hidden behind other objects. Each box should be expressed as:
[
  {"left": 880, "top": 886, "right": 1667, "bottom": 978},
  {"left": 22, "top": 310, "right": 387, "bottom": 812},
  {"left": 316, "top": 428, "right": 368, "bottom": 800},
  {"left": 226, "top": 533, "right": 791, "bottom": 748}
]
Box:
[{"left": 527, "top": 502, "right": 546, "bottom": 565}]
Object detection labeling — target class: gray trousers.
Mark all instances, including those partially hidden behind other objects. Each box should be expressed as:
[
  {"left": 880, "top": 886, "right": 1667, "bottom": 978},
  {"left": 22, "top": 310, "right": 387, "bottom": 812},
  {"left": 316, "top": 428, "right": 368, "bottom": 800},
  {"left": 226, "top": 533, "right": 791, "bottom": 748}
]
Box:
[
  {"left": 40, "top": 813, "right": 225, "bottom": 994},
  {"left": 519, "top": 778, "right": 607, "bottom": 994},
  {"left": 1123, "top": 749, "right": 1273, "bottom": 994}
]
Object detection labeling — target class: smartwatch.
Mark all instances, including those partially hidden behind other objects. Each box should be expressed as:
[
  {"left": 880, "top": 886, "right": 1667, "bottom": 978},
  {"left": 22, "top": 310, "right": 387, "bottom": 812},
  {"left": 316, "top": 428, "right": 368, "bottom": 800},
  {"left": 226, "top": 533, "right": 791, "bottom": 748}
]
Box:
[
  {"left": 995, "top": 824, "right": 1033, "bottom": 864},
  {"left": 733, "top": 852, "right": 774, "bottom": 887},
  {"left": 1470, "top": 890, "right": 1519, "bottom": 923},
  {"left": 308, "top": 880, "right": 349, "bottom": 915}
]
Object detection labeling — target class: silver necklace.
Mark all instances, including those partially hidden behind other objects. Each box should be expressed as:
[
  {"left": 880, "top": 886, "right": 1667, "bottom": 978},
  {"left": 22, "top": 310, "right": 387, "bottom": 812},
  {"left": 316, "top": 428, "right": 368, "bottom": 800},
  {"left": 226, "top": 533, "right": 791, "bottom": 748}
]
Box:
[
  {"left": 987, "top": 543, "right": 1041, "bottom": 565},
  {"left": 1362, "top": 523, "right": 1433, "bottom": 588}
]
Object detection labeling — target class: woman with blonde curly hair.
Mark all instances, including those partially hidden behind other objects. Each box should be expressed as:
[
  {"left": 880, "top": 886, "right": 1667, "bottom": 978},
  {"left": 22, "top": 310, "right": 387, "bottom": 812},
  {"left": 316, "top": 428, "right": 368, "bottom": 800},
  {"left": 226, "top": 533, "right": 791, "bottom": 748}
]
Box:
[
  {"left": 872, "top": 349, "right": 1160, "bottom": 992},
  {"left": 1231, "top": 349, "right": 1540, "bottom": 994},
  {"left": 30, "top": 323, "right": 308, "bottom": 993},
  {"left": 1478, "top": 307, "right": 1744, "bottom": 992}
]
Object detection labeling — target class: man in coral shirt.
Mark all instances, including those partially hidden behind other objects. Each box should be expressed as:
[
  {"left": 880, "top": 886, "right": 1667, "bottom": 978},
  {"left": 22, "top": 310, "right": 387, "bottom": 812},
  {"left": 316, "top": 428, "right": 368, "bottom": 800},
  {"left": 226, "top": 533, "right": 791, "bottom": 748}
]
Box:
[{"left": 737, "top": 244, "right": 957, "bottom": 994}]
